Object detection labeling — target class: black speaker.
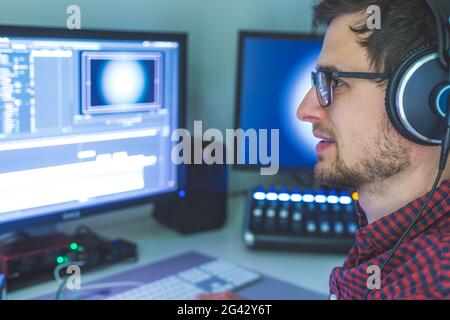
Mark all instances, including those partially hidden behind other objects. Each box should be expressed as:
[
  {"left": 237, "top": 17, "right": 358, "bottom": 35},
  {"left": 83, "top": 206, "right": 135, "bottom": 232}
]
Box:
[{"left": 153, "top": 139, "right": 228, "bottom": 234}]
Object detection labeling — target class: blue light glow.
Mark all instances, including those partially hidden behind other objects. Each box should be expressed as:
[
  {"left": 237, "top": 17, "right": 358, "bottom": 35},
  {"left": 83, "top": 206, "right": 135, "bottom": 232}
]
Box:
[
  {"left": 334, "top": 222, "right": 344, "bottom": 234},
  {"left": 253, "top": 192, "right": 266, "bottom": 201},
  {"left": 348, "top": 223, "right": 358, "bottom": 234},
  {"left": 178, "top": 189, "right": 186, "bottom": 198},
  {"left": 290, "top": 194, "right": 302, "bottom": 202},
  {"left": 339, "top": 196, "right": 352, "bottom": 205},
  {"left": 320, "top": 222, "right": 330, "bottom": 233},
  {"left": 302, "top": 194, "right": 314, "bottom": 203},
  {"left": 306, "top": 221, "right": 316, "bottom": 233},
  {"left": 266, "top": 192, "right": 278, "bottom": 201},
  {"left": 315, "top": 195, "right": 327, "bottom": 203},
  {"left": 278, "top": 193, "right": 290, "bottom": 202},
  {"left": 327, "top": 195, "right": 339, "bottom": 204},
  {"left": 284, "top": 47, "right": 322, "bottom": 167}
]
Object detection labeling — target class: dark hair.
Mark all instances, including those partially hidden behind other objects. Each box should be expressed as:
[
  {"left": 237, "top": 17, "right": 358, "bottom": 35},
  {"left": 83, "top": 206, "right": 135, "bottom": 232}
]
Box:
[{"left": 313, "top": 0, "right": 437, "bottom": 74}]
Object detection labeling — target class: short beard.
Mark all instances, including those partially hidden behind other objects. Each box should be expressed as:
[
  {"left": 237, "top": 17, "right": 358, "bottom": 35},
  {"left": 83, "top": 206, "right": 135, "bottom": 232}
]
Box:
[{"left": 315, "top": 116, "right": 412, "bottom": 189}]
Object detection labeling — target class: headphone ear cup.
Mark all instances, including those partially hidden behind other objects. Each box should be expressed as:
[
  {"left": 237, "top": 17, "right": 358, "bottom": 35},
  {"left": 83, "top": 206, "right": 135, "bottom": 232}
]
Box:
[
  {"left": 385, "top": 45, "right": 446, "bottom": 146},
  {"left": 385, "top": 73, "right": 416, "bottom": 143},
  {"left": 430, "top": 82, "right": 450, "bottom": 119}
]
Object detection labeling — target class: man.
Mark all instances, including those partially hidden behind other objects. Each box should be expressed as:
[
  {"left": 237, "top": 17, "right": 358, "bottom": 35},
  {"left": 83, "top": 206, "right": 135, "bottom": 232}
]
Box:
[
  {"left": 297, "top": 0, "right": 449, "bottom": 299},
  {"left": 199, "top": 0, "right": 450, "bottom": 300}
]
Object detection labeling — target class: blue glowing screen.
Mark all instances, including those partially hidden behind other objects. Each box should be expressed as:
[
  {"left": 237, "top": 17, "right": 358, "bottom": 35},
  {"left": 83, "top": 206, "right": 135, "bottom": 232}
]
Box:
[{"left": 237, "top": 35, "right": 323, "bottom": 169}]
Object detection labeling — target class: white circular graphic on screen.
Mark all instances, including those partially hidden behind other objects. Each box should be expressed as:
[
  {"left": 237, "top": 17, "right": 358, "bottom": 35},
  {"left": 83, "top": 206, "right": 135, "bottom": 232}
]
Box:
[
  {"left": 101, "top": 60, "right": 145, "bottom": 105},
  {"left": 284, "top": 60, "right": 321, "bottom": 154}
]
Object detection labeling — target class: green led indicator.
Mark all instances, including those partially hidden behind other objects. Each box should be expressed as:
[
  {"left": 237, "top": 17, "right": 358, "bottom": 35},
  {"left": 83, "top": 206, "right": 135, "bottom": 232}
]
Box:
[
  {"left": 56, "top": 256, "right": 64, "bottom": 264},
  {"left": 70, "top": 242, "right": 78, "bottom": 250}
]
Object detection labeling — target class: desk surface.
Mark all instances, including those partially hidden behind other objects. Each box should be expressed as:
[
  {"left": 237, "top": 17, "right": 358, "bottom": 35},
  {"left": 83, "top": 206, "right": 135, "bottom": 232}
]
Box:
[{"left": 8, "top": 195, "right": 346, "bottom": 300}]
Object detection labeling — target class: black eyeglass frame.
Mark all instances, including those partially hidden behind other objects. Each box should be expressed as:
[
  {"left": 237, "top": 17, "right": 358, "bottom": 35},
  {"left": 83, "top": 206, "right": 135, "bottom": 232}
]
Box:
[{"left": 311, "top": 70, "right": 388, "bottom": 107}]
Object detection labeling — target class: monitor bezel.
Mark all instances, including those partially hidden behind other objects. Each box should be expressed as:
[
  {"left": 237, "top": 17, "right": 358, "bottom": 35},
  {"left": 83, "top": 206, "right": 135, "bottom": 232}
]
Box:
[
  {"left": 0, "top": 25, "right": 188, "bottom": 234},
  {"left": 233, "top": 30, "right": 324, "bottom": 174}
]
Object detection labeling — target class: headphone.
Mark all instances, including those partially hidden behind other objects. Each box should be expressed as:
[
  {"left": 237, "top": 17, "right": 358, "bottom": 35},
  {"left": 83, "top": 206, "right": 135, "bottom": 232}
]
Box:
[{"left": 386, "top": 0, "right": 450, "bottom": 146}]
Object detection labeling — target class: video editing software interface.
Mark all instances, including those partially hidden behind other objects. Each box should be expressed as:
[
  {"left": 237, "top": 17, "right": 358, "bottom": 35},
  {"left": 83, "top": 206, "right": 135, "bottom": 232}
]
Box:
[
  {"left": 237, "top": 34, "right": 323, "bottom": 170},
  {"left": 0, "top": 32, "right": 182, "bottom": 225}
]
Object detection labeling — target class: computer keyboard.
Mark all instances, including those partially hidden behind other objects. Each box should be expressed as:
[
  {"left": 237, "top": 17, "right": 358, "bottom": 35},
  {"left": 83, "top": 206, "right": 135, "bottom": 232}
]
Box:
[{"left": 106, "top": 258, "right": 261, "bottom": 300}]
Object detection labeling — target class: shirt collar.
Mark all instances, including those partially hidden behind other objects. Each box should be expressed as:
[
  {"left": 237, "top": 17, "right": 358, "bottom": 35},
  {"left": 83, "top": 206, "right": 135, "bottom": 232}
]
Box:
[{"left": 354, "top": 179, "right": 450, "bottom": 259}]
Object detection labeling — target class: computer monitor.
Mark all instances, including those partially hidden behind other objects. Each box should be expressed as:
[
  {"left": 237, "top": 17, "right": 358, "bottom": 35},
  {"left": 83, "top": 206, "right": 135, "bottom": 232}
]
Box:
[
  {"left": 235, "top": 31, "right": 323, "bottom": 172},
  {"left": 0, "top": 25, "right": 187, "bottom": 233}
]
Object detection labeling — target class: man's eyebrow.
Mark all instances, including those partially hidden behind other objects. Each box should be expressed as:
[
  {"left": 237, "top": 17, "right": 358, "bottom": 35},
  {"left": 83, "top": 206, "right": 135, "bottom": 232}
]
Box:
[{"left": 315, "top": 64, "right": 340, "bottom": 72}]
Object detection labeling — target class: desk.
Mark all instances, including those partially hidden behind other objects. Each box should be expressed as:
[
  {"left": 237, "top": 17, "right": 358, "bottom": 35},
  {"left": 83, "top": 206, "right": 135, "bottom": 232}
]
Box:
[{"left": 8, "top": 195, "right": 346, "bottom": 300}]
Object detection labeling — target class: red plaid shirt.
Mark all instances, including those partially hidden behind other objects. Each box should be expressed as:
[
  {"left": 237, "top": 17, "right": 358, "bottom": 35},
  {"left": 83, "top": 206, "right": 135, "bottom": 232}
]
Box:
[{"left": 329, "top": 179, "right": 450, "bottom": 300}]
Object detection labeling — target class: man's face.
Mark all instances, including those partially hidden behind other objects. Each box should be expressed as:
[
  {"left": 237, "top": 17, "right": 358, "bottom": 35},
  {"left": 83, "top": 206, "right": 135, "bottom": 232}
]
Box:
[{"left": 297, "top": 13, "right": 412, "bottom": 189}]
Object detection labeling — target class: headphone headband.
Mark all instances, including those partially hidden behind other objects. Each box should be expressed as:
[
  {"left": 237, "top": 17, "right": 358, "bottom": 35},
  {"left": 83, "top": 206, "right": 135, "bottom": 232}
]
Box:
[{"left": 427, "top": 0, "right": 450, "bottom": 69}]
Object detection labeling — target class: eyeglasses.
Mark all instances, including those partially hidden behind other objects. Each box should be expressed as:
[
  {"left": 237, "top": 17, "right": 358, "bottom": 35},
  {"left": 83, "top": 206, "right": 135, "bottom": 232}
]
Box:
[{"left": 311, "top": 70, "right": 387, "bottom": 107}]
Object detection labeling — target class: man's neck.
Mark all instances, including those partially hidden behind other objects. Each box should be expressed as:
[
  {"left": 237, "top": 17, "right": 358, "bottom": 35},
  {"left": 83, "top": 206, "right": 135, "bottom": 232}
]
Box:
[{"left": 358, "top": 162, "right": 450, "bottom": 224}]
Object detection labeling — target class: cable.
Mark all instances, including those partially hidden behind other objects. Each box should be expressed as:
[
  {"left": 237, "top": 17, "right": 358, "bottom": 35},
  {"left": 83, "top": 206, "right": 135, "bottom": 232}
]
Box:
[
  {"left": 56, "top": 281, "right": 146, "bottom": 300},
  {"left": 54, "top": 261, "right": 85, "bottom": 300},
  {"left": 0, "top": 231, "right": 31, "bottom": 244},
  {"left": 363, "top": 64, "right": 450, "bottom": 300},
  {"left": 363, "top": 168, "right": 444, "bottom": 300},
  {"left": 73, "top": 281, "right": 147, "bottom": 291},
  {"left": 54, "top": 260, "right": 146, "bottom": 300}
]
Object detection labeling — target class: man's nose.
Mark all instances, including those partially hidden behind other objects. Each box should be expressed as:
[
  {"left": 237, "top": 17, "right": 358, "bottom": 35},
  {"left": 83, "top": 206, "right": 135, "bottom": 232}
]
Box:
[{"left": 297, "top": 87, "right": 327, "bottom": 124}]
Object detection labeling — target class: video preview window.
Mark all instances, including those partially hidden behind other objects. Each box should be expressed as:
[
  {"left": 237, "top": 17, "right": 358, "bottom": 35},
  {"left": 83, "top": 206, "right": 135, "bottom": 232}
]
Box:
[{"left": 81, "top": 51, "right": 163, "bottom": 114}]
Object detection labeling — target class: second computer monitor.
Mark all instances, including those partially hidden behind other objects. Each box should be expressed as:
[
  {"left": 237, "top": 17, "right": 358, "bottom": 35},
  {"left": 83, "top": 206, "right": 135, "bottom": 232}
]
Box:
[{"left": 235, "top": 31, "right": 323, "bottom": 171}]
